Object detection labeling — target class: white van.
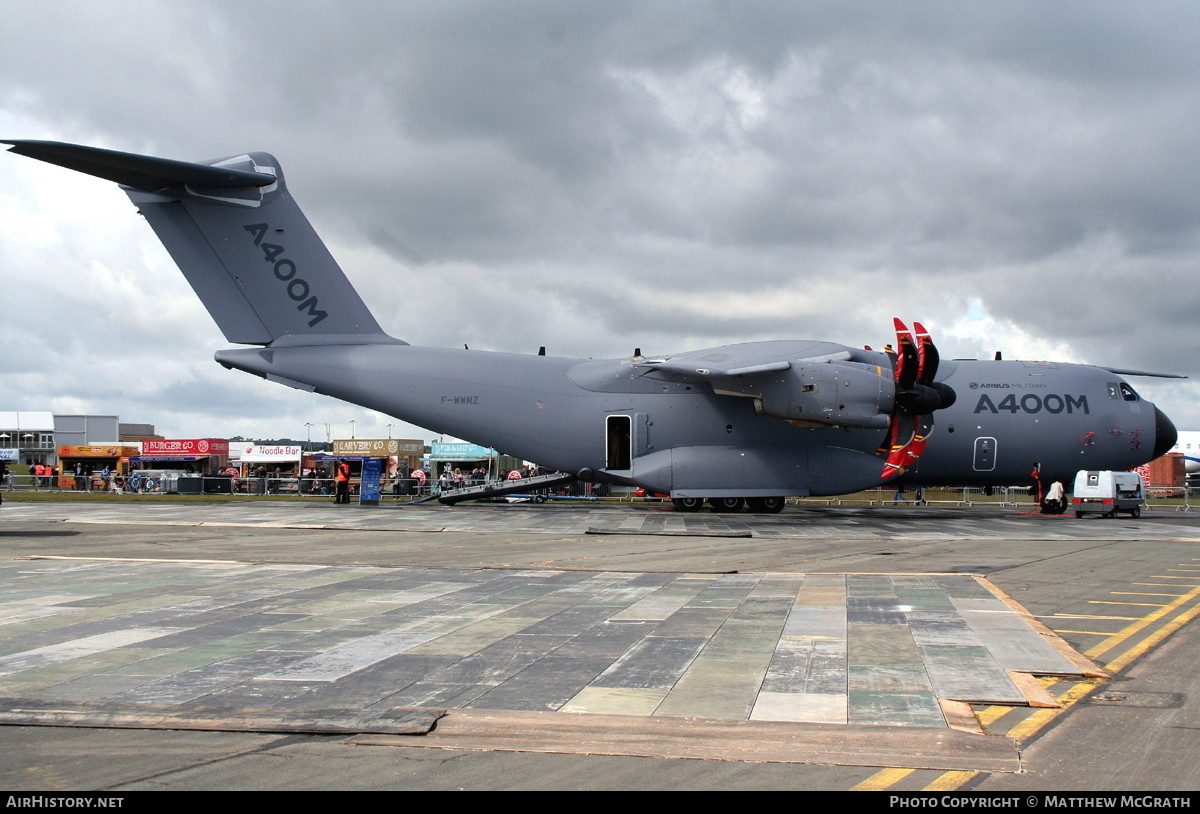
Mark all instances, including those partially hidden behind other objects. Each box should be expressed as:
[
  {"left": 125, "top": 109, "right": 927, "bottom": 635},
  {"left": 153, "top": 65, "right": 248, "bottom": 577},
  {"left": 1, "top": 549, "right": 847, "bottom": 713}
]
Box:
[{"left": 1072, "top": 470, "right": 1145, "bottom": 518}]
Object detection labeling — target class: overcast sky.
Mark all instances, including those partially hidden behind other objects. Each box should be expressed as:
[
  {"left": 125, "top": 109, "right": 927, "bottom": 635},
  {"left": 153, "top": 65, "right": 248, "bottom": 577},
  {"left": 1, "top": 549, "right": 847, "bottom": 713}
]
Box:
[{"left": 1, "top": 0, "right": 1197, "bottom": 445}]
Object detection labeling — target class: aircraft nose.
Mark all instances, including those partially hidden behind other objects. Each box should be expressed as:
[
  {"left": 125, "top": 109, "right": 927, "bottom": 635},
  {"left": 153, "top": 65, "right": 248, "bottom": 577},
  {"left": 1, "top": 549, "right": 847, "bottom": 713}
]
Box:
[{"left": 1152, "top": 405, "right": 1178, "bottom": 459}]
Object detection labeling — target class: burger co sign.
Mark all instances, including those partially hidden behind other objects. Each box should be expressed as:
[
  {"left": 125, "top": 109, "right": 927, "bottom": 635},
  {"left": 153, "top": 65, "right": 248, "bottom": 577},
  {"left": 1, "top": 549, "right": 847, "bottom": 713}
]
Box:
[{"left": 142, "top": 439, "right": 230, "bottom": 456}]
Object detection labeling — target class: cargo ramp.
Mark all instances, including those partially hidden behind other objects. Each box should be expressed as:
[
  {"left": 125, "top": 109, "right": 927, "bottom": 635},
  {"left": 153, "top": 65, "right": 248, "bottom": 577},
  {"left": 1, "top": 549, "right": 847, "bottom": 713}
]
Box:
[{"left": 437, "top": 472, "right": 577, "bottom": 505}]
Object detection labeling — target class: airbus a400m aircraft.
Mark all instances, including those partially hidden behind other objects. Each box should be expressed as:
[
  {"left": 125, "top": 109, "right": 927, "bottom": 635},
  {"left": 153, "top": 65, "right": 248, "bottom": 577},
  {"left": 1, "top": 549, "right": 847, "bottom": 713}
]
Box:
[{"left": 6, "top": 140, "right": 1180, "bottom": 512}]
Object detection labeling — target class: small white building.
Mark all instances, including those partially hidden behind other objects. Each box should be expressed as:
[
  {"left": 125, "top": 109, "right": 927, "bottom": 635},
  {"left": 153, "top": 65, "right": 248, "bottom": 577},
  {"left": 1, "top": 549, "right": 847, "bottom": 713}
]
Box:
[
  {"left": 0, "top": 412, "right": 56, "bottom": 466},
  {"left": 0, "top": 412, "right": 123, "bottom": 467}
]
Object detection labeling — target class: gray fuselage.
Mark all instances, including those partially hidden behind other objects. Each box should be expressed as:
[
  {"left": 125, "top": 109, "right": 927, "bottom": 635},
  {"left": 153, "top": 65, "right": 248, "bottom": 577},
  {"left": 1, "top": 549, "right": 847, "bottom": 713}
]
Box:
[{"left": 216, "top": 342, "right": 1172, "bottom": 497}]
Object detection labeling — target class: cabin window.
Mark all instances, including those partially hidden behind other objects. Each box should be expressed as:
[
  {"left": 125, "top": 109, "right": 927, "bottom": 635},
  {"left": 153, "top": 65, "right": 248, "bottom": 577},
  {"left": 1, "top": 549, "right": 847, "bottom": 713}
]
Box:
[{"left": 1108, "top": 382, "right": 1140, "bottom": 402}]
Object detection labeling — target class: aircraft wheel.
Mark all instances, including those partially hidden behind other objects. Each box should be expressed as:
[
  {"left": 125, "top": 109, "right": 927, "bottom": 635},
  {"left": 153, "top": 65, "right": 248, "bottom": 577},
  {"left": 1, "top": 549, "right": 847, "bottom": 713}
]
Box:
[
  {"left": 709, "top": 497, "right": 745, "bottom": 513},
  {"left": 533, "top": 495, "right": 546, "bottom": 503},
  {"left": 1132, "top": 508, "right": 1141, "bottom": 518},
  {"left": 747, "top": 496, "right": 785, "bottom": 513},
  {"left": 672, "top": 497, "right": 703, "bottom": 512}
]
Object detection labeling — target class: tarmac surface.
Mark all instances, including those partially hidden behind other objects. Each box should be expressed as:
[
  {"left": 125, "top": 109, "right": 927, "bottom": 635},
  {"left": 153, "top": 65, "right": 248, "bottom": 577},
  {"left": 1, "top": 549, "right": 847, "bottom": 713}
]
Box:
[{"left": 2, "top": 497, "right": 1199, "bottom": 791}]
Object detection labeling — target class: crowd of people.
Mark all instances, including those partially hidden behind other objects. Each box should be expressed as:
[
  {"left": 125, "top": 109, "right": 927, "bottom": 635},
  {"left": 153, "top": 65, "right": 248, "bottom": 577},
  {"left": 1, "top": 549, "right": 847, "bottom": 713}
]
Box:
[
  {"left": 4, "top": 461, "right": 120, "bottom": 491},
  {"left": 226, "top": 461, "right": 542, "bottom": 499},
  {"left": 2, "top": 458, "right": 550, "bottom": 500}
]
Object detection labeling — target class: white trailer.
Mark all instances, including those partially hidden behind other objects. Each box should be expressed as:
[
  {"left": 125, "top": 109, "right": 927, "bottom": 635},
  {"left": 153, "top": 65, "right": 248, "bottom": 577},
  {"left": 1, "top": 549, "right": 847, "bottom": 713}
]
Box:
[{"left": 1072, "top": 470, "right": 1145, "bottom": 518}]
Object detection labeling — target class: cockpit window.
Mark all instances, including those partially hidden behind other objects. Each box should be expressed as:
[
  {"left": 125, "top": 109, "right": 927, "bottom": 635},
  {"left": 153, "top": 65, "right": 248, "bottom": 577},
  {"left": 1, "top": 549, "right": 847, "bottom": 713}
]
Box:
[
  {"left": 1107, "top": 382, "right": 1119, "bottom": 399},
  {"left": 1119, "top": 382, "right": 1139, "bottom": 402}
]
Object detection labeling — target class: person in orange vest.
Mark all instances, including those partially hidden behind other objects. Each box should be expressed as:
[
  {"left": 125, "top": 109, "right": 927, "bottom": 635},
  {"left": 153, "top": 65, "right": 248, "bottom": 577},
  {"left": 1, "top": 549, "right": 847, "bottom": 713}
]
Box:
[
  {"left": 32, "top": 462, "right": 43, "bottom": 490},
  {"left": 334, "top": 459, "right": 352, "bottom": 504}
]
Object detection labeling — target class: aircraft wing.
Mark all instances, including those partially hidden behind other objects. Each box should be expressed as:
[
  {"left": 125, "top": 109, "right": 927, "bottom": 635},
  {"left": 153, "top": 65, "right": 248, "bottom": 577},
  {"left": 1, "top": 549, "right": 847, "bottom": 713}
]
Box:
[
  {"left": 633, "top": 341, "right": 856, "bottom": 382},
  {"left": 1100, "top": 367, "right": 1187, "bottom": 379},
  {"left": 633, "top": 341, "right": 895, "bottom": 430}
]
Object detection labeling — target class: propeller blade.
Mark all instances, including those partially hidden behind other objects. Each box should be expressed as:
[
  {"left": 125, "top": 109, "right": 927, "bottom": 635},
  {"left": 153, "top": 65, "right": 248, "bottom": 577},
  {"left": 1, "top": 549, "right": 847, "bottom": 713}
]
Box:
[
  {"left": 913, "top": 321, "right": 939, "bottom": 385},
  {"left": 880, "top": 415, "right": 933, "bottom": 480},
  {"left": 880, "top": 416, "right": 917, "bottom": 479},
  {"left": 893, "top": 318, "right": 918, "bottom": 390},
  {"left": 878, "top": 319, "right": 950, "bottom": 480}
]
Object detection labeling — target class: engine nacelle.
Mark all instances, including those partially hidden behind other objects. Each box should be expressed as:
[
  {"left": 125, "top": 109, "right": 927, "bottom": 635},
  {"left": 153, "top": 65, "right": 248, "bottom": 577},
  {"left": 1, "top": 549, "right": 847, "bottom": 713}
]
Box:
[{"left": 715, "top": 361, "right": 895, "bottom": 429}]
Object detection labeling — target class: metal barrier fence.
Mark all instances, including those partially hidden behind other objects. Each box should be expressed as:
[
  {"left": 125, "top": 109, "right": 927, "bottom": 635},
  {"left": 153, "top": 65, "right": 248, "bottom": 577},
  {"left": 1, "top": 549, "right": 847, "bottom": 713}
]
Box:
[
  {"left": 792, "top": 484, "right": 1195, "bottom": 511},
  {"left": 632, "top": 484, "right": 1196, "bottom": 512},
  {"left": 0, "top": 473, "right": 396, "bottom": 497},
  {"left": 2, "top": 472, "right": 1195, "bottom": 510},
  {"left": 0, "top": 473, "right": 570, "bottom": 500}
]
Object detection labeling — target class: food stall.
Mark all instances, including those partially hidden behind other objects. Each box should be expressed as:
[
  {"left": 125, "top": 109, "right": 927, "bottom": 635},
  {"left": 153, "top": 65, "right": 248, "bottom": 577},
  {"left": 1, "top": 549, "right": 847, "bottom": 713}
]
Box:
[
  {"left": 56, "top": 445, "right": 141, "bottom": 490},
  {"left": 426, "top": 441, "right": 523, "bottom": 488},
  {"left": 129, "top": 439, "right": 230, "bottom": 493},
  {"left": 317, "top": 438, "right": 426, "bottom": 496},
  {"left": 234, "top": 444, "right": 303, "bottom": 494}
]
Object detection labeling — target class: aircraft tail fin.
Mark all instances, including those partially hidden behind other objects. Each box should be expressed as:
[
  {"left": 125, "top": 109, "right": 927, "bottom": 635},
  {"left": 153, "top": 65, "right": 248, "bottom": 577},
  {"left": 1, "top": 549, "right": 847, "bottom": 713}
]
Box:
[{"left": 4, "top": 140, "right": 401, "bottom": 347}]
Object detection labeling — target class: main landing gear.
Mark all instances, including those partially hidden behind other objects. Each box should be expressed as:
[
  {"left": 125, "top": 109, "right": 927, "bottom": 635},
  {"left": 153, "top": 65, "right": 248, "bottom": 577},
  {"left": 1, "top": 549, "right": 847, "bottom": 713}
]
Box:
[{"left": 670, "top": 496, "right": 785, "bottom": 514}]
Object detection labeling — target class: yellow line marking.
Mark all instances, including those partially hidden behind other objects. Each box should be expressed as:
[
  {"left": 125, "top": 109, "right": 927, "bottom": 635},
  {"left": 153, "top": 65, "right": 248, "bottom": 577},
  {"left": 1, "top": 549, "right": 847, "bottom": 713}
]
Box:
[
  {"left": 994, "top": 574, "right": 1200, "bottom": 750},
  {"left": 1104, "top": 601, "right": 1200, "bottom": 674},
  {"left": 851, "top": 768, "right": 914, "bottom": 791},
  {"left": 1110, "top": 592, "right": 1190, "bottom": 597},
  {"left": 1049, "top": 614, "right": 1140, "bottom": 620},
  {"left": 1051, "top": 629, "right": 1120, "bottom": 636},
  {"left": 1085, "top": 582, "right": 1200, "bottom": 661},
  {"left": 1147, "top": 576, "right": 1200, "bottom": 580},
  {"left": 1132, "top": 583, "right": 1193, "bottom": 588},
  {"left": 1007, "top": 681, "right": 1100, "bottom": 744},
  {"left": 853, "top": 565, "right": 1200, "bottom": 789},
  {"left": 923, "top": 771, "right": 979, "bottom": 791},
  {"left": 974, "top": 705, "right": 1015, "bottom": 727}
]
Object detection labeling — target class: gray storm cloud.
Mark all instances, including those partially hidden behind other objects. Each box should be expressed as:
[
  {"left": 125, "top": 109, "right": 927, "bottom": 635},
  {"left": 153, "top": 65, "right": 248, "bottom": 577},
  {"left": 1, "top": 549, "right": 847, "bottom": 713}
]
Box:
[{"left": 0, "top": 0, "right": 1195, "bottom": 437}]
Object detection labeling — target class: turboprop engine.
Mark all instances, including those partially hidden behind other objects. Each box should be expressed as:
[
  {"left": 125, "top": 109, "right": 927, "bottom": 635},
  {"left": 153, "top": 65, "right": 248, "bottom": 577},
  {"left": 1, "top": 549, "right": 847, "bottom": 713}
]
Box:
[{"left": 746, "top": 359, "right": 896, "bottom": 429}]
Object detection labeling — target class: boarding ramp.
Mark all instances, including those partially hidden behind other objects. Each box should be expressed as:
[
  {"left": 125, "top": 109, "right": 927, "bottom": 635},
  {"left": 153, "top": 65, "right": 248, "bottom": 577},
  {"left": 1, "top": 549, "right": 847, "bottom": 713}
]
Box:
[{"left": 437, "top": 472, "right": 577, "bottom": 505}]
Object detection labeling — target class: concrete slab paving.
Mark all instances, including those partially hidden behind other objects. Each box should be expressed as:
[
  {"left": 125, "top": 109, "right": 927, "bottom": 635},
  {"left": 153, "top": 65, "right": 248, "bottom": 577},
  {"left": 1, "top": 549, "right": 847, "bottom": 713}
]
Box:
[
  {"left": 5, "top": 500, "right": 1200, "bottom": 786},
  {"left": 0, "top": 551, "right": 1088, "bottom": 751}
]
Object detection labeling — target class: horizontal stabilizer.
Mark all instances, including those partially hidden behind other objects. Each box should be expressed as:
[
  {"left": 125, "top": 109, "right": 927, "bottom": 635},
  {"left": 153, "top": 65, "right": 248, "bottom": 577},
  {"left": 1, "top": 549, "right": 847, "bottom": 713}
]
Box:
[
  {"left": 6, "top": 139, "right": 398, "bottom": 347},
  {"left": 3, "top": 140, "right": 276, "bottom": 192}
]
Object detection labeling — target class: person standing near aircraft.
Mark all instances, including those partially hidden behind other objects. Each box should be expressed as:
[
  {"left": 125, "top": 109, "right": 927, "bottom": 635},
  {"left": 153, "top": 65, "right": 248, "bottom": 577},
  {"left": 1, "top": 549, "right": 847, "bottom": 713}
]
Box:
[{"left": 334, "top": 459, "right": 351, "bottom": 504}]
